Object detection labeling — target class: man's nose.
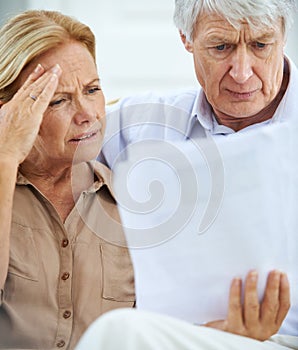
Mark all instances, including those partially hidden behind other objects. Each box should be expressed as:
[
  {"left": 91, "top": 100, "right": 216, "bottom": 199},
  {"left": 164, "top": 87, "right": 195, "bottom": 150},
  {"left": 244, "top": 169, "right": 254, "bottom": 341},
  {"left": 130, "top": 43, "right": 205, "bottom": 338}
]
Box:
[{"left": 229, "top": 47, "right": 253, "bottom": 84}]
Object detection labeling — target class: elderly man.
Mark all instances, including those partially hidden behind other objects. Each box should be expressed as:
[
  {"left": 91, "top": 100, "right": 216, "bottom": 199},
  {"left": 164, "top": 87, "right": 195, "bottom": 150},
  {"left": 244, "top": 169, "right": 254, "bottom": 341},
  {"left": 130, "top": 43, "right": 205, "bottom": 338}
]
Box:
[{"left": 77, "top": 0, "right": 298, "bottom": 349}]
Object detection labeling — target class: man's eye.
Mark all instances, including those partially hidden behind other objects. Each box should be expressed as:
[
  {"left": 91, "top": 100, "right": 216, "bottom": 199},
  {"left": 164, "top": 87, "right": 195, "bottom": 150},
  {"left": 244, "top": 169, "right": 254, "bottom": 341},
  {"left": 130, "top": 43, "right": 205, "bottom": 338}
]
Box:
[
  {"left": 208, "top": 43, "right": 233, "bottom": 58},
  {"left": 255, "top": 42, "right": 267, "bottom": 49},
  {"left": 215, "top": 44, "right": 226, "bottom": 51}
]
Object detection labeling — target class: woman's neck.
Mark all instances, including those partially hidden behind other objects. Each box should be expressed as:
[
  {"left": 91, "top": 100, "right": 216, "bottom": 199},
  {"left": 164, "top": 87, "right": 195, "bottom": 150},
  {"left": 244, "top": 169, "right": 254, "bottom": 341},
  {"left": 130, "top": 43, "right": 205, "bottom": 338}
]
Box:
[{"left": 19, "top": 161, "right": 94, "bottom": 222}]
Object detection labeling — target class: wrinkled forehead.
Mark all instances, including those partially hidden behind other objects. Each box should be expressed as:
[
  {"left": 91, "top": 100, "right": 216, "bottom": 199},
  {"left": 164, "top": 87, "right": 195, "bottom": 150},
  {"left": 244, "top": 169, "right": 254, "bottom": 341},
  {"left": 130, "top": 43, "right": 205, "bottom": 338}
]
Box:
[
  {"left": 195, "top": 10, "right": 284, "bottom": 39},
  {"left": 15, "top": 42, "right": 97, "bottom": 89}
]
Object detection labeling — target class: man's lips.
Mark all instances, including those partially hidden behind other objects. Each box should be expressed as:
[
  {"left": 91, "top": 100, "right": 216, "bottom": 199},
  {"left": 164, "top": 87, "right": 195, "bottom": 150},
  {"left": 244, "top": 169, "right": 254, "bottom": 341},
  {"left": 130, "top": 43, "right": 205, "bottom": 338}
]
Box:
[
  {"left": 226, "top": 88, "right": 259, "bottom": 99},
  {"left": 69, "top": 130, "right": 99, "bottom": 143}
]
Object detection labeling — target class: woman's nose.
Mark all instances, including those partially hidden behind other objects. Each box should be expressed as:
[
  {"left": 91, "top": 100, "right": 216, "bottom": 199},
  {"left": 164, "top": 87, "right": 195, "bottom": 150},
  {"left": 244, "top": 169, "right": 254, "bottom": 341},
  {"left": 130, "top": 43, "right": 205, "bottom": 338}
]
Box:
[{"left": 72, "top": 99, "right": 97, "bottom": 125}]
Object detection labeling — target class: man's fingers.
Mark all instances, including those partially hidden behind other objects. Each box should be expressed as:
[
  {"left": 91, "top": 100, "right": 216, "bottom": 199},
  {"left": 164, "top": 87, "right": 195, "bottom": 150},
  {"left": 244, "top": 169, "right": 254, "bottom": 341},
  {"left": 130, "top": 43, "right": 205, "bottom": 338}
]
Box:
[
  {"left": 276, "top": 273, "right": 291, "bottom": 326},
  {"left": 219, "top": 271, "right": 290, "bottom": 341},
  {"left": 259, "top": 271, "right": 290, "bottom": 338},
  {"left": 243, "top": 270, "right": 260, "bottom": 329},
  {"left": 226, "top": 277, "right": 244, "bottom": 330},
  {"left": 260, "top": 270, "right": 281, "bottom": 326},
  {"left": 203, "top": 320, "right": 226, "bottom": 330}
]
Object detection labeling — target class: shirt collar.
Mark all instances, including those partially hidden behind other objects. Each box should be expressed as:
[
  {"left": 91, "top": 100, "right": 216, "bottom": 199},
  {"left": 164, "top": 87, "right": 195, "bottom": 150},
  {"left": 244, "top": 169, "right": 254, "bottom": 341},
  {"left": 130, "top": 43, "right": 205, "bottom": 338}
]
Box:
[
  {"left": 86, "top": 160, "right": 115, "bottom": 196},
  {"left": 17, "top": 161, "right": 114, "bottom": 196}
]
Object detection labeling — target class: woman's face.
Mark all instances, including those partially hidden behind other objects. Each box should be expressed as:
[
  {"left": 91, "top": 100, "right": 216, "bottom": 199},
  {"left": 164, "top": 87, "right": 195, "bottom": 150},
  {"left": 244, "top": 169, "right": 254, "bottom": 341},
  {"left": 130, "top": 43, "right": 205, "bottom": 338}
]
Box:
[{"left": 18, "top": 41, "right": 106, "bottom": 168}]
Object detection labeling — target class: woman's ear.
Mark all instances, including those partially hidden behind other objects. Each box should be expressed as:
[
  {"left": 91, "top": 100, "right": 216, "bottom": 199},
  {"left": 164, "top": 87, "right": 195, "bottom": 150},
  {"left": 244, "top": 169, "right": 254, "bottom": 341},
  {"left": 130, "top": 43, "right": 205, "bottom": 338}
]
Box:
[
  {"left": 179, "top": 30, "right": 194, "bottom": 53},
  {"left": 0, "top": 100, "right": 4, "bottom": 109}
]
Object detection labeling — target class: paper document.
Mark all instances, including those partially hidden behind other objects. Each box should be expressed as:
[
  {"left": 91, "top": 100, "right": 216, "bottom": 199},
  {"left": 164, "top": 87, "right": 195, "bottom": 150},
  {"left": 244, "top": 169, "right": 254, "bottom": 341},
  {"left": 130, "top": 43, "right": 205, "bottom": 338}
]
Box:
[{"left": 113, "top": 120, "right": 298, "bottom": 336}]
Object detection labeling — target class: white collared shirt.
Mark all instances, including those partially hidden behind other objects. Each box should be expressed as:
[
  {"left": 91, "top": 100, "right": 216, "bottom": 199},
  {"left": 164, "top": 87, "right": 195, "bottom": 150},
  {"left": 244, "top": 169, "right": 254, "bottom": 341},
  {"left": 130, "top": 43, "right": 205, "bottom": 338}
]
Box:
[
  {"left": 101, "top": 57, "right": 298, "bottom": 340},
  {"left": 102, "top": 57, "right": 297, "bottom": 165}
]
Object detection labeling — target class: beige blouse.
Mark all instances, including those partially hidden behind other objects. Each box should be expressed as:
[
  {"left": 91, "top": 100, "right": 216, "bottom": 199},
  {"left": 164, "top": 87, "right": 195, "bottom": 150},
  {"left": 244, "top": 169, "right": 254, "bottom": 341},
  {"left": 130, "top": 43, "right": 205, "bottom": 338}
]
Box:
[{"left": 0, "top": 162, "right": 135, "bottom": 349}]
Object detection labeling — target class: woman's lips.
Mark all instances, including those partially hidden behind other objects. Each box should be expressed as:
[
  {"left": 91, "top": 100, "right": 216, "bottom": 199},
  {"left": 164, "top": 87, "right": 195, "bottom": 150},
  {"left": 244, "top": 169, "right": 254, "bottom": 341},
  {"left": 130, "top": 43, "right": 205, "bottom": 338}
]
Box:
[{"left": 69, "top": 130, "right": 99, "bottom": 143}]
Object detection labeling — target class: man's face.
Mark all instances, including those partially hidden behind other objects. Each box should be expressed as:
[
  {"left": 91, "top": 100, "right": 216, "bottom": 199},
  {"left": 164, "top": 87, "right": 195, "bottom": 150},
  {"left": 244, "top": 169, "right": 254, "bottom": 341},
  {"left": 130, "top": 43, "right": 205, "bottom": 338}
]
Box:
[{"left": 183, "top": 13, "right": 285, "bottom": 120}]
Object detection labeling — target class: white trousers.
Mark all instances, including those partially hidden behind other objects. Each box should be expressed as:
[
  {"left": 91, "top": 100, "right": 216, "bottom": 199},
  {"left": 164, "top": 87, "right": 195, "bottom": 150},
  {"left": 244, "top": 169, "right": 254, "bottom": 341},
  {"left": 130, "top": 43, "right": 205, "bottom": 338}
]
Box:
[{"left": 75, "top": 309, "right": 298, "bottom": 350}]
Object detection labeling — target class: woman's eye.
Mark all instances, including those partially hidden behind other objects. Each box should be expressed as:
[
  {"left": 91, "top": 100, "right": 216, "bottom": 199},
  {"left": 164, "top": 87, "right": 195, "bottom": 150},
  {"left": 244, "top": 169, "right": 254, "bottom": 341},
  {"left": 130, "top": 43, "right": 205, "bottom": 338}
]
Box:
[
  {"left": 49, "top": 98, "right": 66, "bottom": 107},
  {"left": 88, "top": 87, "right": 101, "bottom": 94}
]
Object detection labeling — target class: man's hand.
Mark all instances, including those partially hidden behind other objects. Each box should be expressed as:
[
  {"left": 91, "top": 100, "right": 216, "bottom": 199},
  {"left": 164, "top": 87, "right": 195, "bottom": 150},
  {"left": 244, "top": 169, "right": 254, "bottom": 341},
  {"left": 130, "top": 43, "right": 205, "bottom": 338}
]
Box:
[{"left": 204, "top": 270, "right": 290, "bottom": 341}]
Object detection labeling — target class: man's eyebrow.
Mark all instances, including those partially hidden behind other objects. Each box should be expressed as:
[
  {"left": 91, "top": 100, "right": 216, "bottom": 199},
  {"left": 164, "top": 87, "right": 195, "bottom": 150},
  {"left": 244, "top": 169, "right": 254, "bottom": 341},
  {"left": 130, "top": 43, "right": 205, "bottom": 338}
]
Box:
[
  {"left": 253, "top": 32, "right": 276, "bottom": 41},
  {"left": 204, "top": 31, "right": 276, "bottom": 44},
  {"left": 204, "top": 35, "right": 230, "bottom": 43}
]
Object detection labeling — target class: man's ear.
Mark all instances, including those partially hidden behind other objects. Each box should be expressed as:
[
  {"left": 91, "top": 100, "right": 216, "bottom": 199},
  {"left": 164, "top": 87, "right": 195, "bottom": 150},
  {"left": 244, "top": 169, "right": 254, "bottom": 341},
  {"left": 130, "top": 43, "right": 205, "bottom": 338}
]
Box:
[
  {"left": 179, "top": 30, "right": 193, "bottom": 53},
  {"left": 0, "top": 100, "right": 4, "bottom": 109}
]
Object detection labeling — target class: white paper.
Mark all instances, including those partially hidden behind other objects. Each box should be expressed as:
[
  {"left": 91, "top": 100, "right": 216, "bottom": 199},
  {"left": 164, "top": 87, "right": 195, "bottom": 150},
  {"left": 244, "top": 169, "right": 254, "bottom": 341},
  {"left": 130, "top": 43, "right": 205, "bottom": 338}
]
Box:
[{"left": 112, "top": 120, "right": 298, "bottom": 336}]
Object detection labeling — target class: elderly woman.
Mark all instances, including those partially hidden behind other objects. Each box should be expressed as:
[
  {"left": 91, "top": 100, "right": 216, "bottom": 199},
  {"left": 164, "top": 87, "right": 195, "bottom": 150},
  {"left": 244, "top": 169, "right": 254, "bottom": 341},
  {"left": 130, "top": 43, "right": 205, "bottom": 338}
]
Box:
[{"left": 0, "top": 10, "right": 134, "bottom": 349}]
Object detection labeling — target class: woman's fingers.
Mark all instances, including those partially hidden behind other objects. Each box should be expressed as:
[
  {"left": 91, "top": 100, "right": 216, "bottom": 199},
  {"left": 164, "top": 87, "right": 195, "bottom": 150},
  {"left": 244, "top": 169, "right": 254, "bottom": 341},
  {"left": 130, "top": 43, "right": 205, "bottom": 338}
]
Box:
[
  {"left": 20, "top": 64, "right": 45, "bottom": 91},
  {"left": 14, "top": 64, "right": 60, "bottom": 105},
  {"left": 13, "top": 64, "right": 45, "bottom": 100},
  {"left": 31, "top": 67, "right": 60, "bottom": 115},
  {"left": 0, "top": 64, "right": 61, "bottom": 164}
]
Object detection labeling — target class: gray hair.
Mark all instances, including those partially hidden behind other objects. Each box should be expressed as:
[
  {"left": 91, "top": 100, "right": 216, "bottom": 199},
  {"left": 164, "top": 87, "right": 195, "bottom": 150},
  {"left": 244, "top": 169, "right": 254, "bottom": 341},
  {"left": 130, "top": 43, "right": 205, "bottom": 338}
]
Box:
[{"left": 174, "top": 0, "right": 297, "bottom": 41}]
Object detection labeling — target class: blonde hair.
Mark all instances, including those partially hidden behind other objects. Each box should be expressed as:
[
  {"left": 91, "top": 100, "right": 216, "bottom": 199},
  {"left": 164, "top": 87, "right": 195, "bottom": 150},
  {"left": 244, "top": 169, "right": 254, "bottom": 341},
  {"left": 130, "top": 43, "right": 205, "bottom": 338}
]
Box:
[{"left": 0, "top": 10, "right": 96, "bottom": 102}]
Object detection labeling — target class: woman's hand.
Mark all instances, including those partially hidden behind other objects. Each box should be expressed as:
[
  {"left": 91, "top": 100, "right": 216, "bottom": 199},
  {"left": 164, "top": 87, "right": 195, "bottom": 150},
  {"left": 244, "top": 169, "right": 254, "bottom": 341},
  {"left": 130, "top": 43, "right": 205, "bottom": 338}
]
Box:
[
  {"left": 0, "top": 64, "right": 61, "bottom": 164},
  {"left": 204, "top": 270, "right": 290, "bottom": 341}
]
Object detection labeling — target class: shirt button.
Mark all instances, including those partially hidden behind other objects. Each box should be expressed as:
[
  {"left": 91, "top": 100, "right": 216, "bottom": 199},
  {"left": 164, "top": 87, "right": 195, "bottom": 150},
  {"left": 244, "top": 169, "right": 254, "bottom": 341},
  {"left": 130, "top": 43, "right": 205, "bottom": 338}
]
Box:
[
  {"left": 61, "top": 272, "right": 70, "bottom": 280},
  {"left": 61, "top": 239, "right": 69, "bottom": 248},
  {"left": 63, "top": 310, "right": 71, "bottom": 319},
  {"left": 56, "top": 340, "right": 65, "bottom": 348}
]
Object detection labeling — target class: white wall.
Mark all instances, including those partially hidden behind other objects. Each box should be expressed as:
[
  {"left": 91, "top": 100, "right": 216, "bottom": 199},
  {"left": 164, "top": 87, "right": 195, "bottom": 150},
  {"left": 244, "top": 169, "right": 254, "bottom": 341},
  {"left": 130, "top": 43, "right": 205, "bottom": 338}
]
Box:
[
  {"left": 285, "top": 8, "right": 298, "bottom": 65},
  {"left": 0, "top": 0, "right": 27, "bottom": 25},
  {"left": 2, "top": 0, "right": 298, "bottom": 102},
  {"left": 26, "top": 0, "right": 197, "bottom": 101}
]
